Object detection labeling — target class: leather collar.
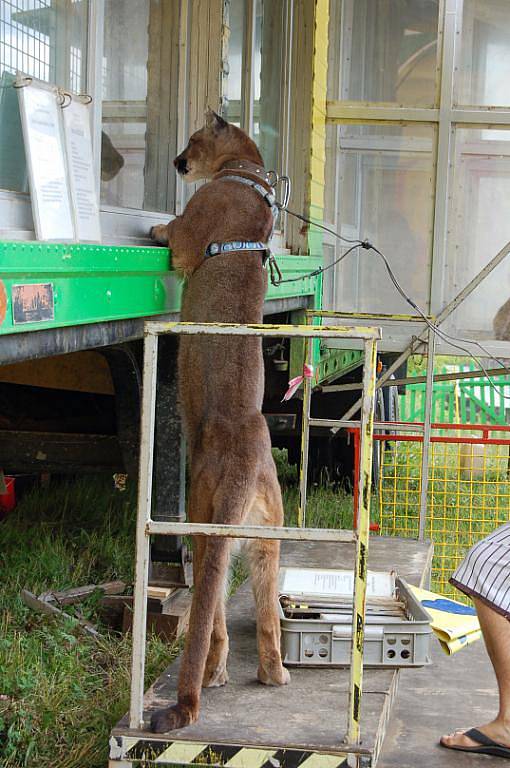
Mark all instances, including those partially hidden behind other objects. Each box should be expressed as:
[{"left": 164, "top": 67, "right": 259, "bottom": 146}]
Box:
[{"left": 213, "top": 160, "right": 275, "bottom": 192}]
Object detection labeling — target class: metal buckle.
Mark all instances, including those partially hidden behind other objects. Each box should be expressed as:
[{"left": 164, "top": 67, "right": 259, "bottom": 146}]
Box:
[{"left": 274, "top": 175, "right": 291, "bottom": 210}]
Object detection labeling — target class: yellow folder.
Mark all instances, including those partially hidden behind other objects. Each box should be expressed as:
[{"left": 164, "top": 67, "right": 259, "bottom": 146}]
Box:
[{"left": 410, "top": 585, "right": 481, "bottom": 655}]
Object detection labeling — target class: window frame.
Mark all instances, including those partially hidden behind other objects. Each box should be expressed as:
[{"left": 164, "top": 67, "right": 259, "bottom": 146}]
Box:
[
  {"left": 326, "top": 0, "right": 510, "bottom": 355},
  {"left": 0, "top": 0, "right": 186, "bottom": 243},
  {"left": 225, "top": 0, "right": 294, "bottom": 249},
  {"left": 0, "top": 0, "right": 293, "bottom": 248}
]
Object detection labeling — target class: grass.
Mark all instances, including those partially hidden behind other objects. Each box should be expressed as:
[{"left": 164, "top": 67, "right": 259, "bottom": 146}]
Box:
[
  {"left": 2, "top": 442, "right": 503, "bottom": 765},
  {"left": 0, "top": 454, "right": 353, "bottom": 768},
  {"left": 0, "top": 477, "right": 179, "bottom": 768}
]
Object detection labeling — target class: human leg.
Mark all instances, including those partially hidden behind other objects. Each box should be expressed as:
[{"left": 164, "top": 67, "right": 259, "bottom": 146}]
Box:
[{"left": 441, "top": 597, "right": 510, "bottom": 751}]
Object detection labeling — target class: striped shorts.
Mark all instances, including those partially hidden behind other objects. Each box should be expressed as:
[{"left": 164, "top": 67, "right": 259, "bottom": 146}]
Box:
[{"left": 451, "top": 522, "right": 510, "bottom": 619}]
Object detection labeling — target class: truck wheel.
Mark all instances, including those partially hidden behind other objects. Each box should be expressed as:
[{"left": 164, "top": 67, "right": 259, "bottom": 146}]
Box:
[{"left": 372, "top": 388, "right": 385, "bottom": 488}]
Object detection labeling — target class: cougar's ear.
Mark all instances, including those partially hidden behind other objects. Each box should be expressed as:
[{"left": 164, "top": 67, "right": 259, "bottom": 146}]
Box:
[{"left": 205, "top": 107, "right": 228, "bottom": 133}]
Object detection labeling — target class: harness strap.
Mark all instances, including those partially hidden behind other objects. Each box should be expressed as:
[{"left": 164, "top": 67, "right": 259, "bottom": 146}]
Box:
[
  {"left": 205, "top": 241, "right": 269, "bottom": 261},
  {"left": 217, "top": 174, "right": 280, "bottom": 231},
  {"left": 205, "top": 171, "right": 280, "bottom": 265}
]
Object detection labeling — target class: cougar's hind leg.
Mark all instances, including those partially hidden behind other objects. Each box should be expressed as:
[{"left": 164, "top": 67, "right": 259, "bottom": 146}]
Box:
[
  {"left": 203, "top": 594, "right": 229, "bottom": 688},
  {"left": 150, "top": 532, "right": 231, "bottom": 732},
  {"left": 150, "top": 474, "right": 230, "bottom": 734},
  {"left": 248, "top": 485, "right": 290, "bottom": 687}
]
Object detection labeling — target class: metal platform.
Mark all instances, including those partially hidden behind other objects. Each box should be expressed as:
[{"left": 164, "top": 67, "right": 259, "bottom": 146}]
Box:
[{"left": 109, "top": 537, "right": 432, "bottom": 768}]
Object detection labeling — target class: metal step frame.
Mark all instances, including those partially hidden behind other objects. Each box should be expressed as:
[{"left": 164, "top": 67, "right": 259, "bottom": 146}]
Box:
[{"left": 128, "top": 319, "right": 380, "bottom": 763}]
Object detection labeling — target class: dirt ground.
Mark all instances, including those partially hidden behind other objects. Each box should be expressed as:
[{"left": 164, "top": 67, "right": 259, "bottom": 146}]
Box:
[{"left": 380, "top": 637, "right": 496, "bottom": 767}]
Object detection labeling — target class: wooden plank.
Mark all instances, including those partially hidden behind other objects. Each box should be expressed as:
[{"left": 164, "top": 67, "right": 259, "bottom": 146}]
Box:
[
  {"left": 42, "top": 580, "right": 127, "bottom": 606},
  {"left": 21, "top": 589, "right": 101, "bottom": 640},
  {"left": 122, "top": 589, "right": 192, "bottom": 641},
  {"left": 147, "top": 586, "right": 176, "bottom": 601},
  {"left": 0, "top": 431, "right": 123, "bottom": 473}
]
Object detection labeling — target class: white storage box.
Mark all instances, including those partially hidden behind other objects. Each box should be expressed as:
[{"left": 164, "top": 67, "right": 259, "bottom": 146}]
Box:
[{"left": 279, "top": 568, "right": 432, "bottom": 668}]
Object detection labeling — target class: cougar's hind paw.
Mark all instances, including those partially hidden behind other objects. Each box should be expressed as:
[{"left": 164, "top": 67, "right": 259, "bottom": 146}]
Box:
[
  {"left": 257, "top": 664, "right": 290, "bottom": 686},
  {"left": 150, "top": 704, "right": 194, "bottom": 733},
  {"left": 203, "top": 665, "right": 229, "bottom": 688}
]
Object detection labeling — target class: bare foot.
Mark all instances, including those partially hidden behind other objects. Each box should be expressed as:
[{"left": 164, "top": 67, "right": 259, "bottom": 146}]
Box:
[{"left": 441, "top": 720, "right": 510, "bottom": 750}]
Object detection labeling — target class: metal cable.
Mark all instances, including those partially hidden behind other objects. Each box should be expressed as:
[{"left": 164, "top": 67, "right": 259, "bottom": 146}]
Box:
[{"left": 275, "top": 207, "right": 510, "bottom": 400}]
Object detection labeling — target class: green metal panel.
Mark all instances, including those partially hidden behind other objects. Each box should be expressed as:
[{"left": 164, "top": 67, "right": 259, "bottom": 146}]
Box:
[
  {"left": 0, "top": 240, "right": 363, "bottom": 385},
  {"left": 0, "top": 242, "right": 321, "bottom": 337},
  {"left": 400, "top": 363, "right": 510, "bottom": 426}
]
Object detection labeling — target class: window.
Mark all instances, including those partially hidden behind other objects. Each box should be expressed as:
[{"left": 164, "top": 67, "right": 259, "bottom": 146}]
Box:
[
  {"left": 101, "top": 0, "right": 181, "bottom": 213},
  {"left": 254, "top": 0, "right": 285, "bottom": 171},
  {"left": 327, "top": 0, "right": 510, "bottom": 347},
  {"left": 455, "top": 0, "right": 510, "bottom": 108},
  {"left": 335, "top": 123, "right": 436, "bottom": 315},
  {"left": 446, "top": 127, "right": 510, "bottom": 337},
  {"left": 0, "top": 0, "right": 89, "bottom": 193},
  {"left": 223, "top": 0, "right": 244, "bottom": 126},
  {"left": 340, "top": 0, "right": 439, "bottom": 107},
  {"left": 224, "top": 0, "right": 287, "bottom": 174}
]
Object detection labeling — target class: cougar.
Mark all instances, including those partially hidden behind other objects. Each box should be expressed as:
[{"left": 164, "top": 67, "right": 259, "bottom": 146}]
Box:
[{"left": 149, "top": 109, "right": 290, "bottom": 733}]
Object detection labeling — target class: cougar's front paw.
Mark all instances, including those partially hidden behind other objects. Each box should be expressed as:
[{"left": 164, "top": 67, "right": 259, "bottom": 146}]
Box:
[
  {"left": 150, "top": 224, "right": 169, "bottom": 246},
  {"left": 150, "top": 704, "right": 195, "bottom": 733}
]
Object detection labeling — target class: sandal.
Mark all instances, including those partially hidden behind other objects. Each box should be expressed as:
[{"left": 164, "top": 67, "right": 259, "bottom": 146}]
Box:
[{"left": 440, "top": 728, "right": 510, "bottom": 758}]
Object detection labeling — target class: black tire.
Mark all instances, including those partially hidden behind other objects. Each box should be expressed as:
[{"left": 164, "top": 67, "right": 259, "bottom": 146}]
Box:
[
  {"left": 383, "top": 377, "right": 400, "bottom": 426},
  {"left": 372, "top": 388, "right": 385, "bottom": 488}
]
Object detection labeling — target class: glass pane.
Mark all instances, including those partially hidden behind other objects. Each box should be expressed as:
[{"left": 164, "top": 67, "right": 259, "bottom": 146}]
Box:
[
  {"left": 255, "top": 0, "right": 283, "bottom": 171},
  {"left": 444, "top": 127, "right": 510, "bottom": 339},
  {"left": 455, "top": 0, "right": 510, "bottom": 107},
  {"left": 224, "top": 0, "right": 244, "bottom": 125},
  {"left": 340, "top": 0, "right": 439, "bottom": 106},
  {"left": 331, "top": 124, "right": 436, "bottom": 315},
  {"left": 0, "top": 0, "right": 88, "bottom": 193},
  {"left": 101, "top": 0, "right": 180, "bottom": 212},
  {"left": 101, "top": 0, "right": 148, "bottom": 210}
]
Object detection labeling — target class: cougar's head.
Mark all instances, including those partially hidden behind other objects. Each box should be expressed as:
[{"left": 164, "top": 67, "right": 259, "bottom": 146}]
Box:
[{"left": 173, "top": 108, "right": 263, "bottom": 182}]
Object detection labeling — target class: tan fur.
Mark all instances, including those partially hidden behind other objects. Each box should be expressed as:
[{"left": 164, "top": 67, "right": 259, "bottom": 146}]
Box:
[
  {"left": 494, "top": 297, "right": 510, "bottom": 341},
  {"left": 149, "top": 110, "right": 289, "bottom": 734},
  {"left": 459, "top": 443, "right": 485, "bottom": 481}
]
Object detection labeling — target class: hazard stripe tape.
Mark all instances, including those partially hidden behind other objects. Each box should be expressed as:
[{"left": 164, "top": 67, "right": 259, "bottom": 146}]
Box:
[
  {"left": 299, "top": 755, "right": 348, "bottom": 768},
  {"left": 155, "top": 742, "right": 208, "bottom": 763},
  {"left": 120, "top": 739, "right": 348, "bottom": 767},
  {"left": 125, "top": 739, "right": 168, "bottom": 761},
  {"left": 225, "top": 747, "right": 277, "bottom": 767}
]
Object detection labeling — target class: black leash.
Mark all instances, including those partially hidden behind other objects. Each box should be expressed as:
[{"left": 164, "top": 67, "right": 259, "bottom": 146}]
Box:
[
  {"left": 268, "top": 205, "right": 373, "bottom": 286},
  {"left": 272, "top": 205, "right": 510, "bottom": 401}
]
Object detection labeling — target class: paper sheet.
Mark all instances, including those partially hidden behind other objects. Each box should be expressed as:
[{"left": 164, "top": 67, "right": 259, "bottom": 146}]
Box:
[
  {"left": 18, "top": 82, "right": 74, "bottom": 241},
  {"left": 279, "top": 568, "right": 395, "bottom": 599}
]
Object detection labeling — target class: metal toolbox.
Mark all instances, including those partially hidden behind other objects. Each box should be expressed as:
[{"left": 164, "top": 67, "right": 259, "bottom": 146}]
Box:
[{"left": 279, "top": 568, "right": 432, "bottom": 668}]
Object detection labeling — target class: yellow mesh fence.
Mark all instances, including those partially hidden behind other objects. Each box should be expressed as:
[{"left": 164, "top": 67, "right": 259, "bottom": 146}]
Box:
[{"left": 378, "top": 427, "right": 510, "bottom": 598}]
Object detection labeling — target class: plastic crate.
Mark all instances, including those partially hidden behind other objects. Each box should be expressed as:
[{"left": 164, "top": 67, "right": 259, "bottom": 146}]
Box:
[{"left": 279, "top": 568, "right": 432, "bottom": 668}]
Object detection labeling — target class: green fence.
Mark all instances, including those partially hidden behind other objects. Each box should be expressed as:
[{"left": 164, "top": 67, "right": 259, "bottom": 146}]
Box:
[{"left": 400, "top": 363, "right": 510, "bottom": 426}]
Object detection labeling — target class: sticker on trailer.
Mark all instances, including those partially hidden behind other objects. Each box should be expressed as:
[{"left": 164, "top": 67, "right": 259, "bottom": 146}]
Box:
[{"left": 12, "top": 283, "right": 55, "bottom": 324}]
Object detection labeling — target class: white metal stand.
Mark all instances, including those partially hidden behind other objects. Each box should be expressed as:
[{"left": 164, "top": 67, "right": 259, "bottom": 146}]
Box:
[{"left": 129, "top": 320, "right": 380, "bottom": 761}]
